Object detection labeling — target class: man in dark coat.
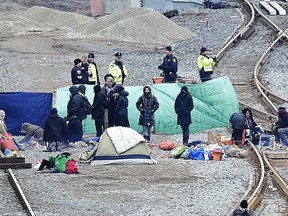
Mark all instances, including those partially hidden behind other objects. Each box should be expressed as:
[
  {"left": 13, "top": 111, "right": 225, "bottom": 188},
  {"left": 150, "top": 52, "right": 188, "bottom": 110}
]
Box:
[
  {"left": 229, "top": 111, "right": 246, "bottom": 144},
  {"left": 136, "top": 86, "right": 159, "bottom": 142},
  {"left": 43, "top": 108, "right": 68, "bottom": 151},
  {"left": 92, "top": 85, "right": 106, "bottom": 137},
  {"left": 113, "top": 84, "right": 130, "bottom": 127},
  {"left": 158, "top": 46, "right": 178, "bottom": 83},
  {"left": 71, "top": 58, "right": 89, "bottom": 85},
  {"left": 174, "top": 86, "right": 193, "bottom": 145},
  {"left": 67, "top": 85, "right": 86, "bottom": 121}
]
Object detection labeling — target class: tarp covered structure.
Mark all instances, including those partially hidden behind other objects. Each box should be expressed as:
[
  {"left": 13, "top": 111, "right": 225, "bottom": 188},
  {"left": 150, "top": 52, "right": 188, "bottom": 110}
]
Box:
[
  {"left": 0, "top": 92, "right": 53, "bottom": 135},
  {"left": 55, "top": 76, "right": 239, "bottom": 134}
]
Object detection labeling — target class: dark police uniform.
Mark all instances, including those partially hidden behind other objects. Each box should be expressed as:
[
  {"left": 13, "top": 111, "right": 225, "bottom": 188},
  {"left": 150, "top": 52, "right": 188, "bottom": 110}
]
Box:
[{"left": 158, "top": 54, "right": 178, "bottom": 83}]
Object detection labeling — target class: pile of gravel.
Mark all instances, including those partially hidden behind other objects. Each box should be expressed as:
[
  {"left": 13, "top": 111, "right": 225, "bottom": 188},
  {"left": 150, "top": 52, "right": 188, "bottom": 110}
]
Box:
[{"left": 1, "top": 6, "right": 194, "bottom": 45}]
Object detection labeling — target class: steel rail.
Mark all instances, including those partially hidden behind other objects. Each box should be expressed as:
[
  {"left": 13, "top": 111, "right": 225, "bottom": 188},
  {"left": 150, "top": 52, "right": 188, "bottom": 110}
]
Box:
[
  {"left": 263, "top": 153, "right": 288, "bottom": 197},
  {"left": 216, "top": 0, "right": 255, "bottom": 61},
  {"left": 6, "top": 169, "right": 35, "bottom": 216},
  {"left": 246, "top": 142, "right": 266, "bottom": 210}
]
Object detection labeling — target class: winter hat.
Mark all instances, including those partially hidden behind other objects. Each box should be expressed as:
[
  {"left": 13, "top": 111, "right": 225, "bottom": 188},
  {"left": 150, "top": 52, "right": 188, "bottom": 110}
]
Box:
[
  {"left": 114, "top": 52, "right": 122, "bottom": 57},
  {"left": 88, "top": 53, "right": 94, "bottom": 58},
  {"left": 240, "top": 200, "right": 248, "bottom": 208},
  {"left": 94, "top": 84, "right": 101, "bottom": 94},
  {"left": 69, "top": 86, "right": 79, "bottom": 95},
  {"left": 278, "top": 107, "right": 286, "bottom": 114},
  {"left": 50, "top": 108, "right": 58, "bottom": 117},
  {"left": 165, "top": 46, "right": 172, "bottom": 52},
  {"left": 0, "top": 110, "right": 5, "bottom": 118},
  {"left": 181, "top": 86, "right": 188, "bottom": 92},
  {"left": 74, "top": 58, "right": 82, "bottom": 65},
  {"left": 78, "top": 84, "right": 86, "bottom": 94},
  {"left": 200, "top": 47, "right": 210, "bottom": 54},
  {"left": 143, "top": 86, "right": 151, "bottom": 93},
  {"left": 114, "top": 84, "right": 124, "bottom": 93}
]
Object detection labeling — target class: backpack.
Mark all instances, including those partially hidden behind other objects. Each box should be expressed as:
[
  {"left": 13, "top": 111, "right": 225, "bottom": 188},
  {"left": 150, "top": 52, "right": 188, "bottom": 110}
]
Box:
[
  {"left": 0, "top": 132, "right": 16, "bottom": 153},
  {"left": 65, "top": 159, "right": 79, "bottom": 174},
  {"left": 82, "top": 96, "right": 92, "bottom": 115},
  {"left": 55, "top": 152, "right": 71, "bottom": 172}
]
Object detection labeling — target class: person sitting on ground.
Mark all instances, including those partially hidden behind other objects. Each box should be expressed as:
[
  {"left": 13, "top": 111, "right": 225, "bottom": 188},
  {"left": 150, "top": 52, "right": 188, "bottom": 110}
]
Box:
[
  {"left": 19, "top": 122, "right": 44, "bottom": 146},
  {"left": 232, "top": 199, "right": 253, "bottom": 216},
  {"left": 242, "top": 108, "right": 264, "bottom": 143},
  {"left": 0, "top": 110, "right": 8, "bottom": 135},
  {"left": 43, "top": 108, "right": 68, "bottom": 152},
  {"left": 272, "top": 106, "right": 288, "bottom": 147},
  {"left": 229, "top": 111, "right": 246, "bottom": 145}
]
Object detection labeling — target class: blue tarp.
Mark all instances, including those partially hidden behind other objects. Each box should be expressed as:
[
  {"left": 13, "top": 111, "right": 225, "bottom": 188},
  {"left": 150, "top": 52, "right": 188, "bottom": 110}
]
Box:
[{"left": 0, "top": 92, "right": 53, "bottom": 135}]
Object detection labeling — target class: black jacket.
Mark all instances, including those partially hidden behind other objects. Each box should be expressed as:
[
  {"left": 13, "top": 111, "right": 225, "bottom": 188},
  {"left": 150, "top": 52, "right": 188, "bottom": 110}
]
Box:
[
  {"left": 43, "top": 114, "right": 67, "bottom": 143},
  {"left": 115, "top": 90, "right": 129, "bottom": 116},
  {"left": 67, "top": 86, "right": 86, "bottom": 120},
  {"left": 91, "top": 91, "right": 106, "bottom": 123},
  {"left": 229, "top": 112, "right": 246, "bottom": 130},
  {"left": 174, "top": 91, "right": 193, "bottom": 125}
]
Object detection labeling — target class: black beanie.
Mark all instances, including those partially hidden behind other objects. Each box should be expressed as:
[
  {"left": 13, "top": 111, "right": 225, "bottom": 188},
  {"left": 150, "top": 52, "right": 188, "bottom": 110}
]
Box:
[
  {"left": 165, "top": 46, "right": 172, "bottom": 52},
  {"left": 88, "top": 53, "right": 94, "bottom": 58},
  {"left": 78, "top": 84, "right": 86, "bottom": 94},
  {"left": 240, "top": 200, "right": 248, "bottom": 208},
  {"left": 74, "top": 58, "right": 82, "bottom": 65}
]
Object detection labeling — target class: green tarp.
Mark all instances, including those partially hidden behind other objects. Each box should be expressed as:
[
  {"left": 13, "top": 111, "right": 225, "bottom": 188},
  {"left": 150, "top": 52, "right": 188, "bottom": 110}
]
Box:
[{"left": 55, "top": 76, "right": 239, "bottom": 134}]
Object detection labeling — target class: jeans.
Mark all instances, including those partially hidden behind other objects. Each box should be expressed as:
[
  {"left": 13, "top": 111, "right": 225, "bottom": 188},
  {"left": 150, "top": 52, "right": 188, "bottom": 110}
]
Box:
[
  {"left": 275, "top": 127, "right": 288, "bottom": 146},
  {"left": 181, "top": 124, "right": 190, "bottom": 145},
  {"left": 143, "top": 125, "right": 152, "bottom": 141}
]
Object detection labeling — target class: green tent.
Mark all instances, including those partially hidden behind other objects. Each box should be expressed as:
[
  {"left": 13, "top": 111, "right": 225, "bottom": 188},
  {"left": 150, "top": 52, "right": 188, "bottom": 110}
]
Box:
[{"left": 55, "top": 76, "right": 239, "bottom": 134}]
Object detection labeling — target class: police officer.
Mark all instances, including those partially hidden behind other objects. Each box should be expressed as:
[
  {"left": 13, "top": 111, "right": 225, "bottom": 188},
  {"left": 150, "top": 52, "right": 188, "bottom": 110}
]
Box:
[
  {"left": 108, "top": 52, "right": 128, "bottom": 85},
  {"left": 197, "top": 47, "right": 217, "bottom": 82},
  {"left": 158, "top": 46, "right": 178, "bottom": 83}
]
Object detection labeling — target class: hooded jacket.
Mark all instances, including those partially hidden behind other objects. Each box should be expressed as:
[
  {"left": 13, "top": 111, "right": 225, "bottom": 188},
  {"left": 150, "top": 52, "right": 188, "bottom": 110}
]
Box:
[
  {"left": 136, "top": 86, "right": 159, "bottom": 126},
  {"left": 229, "top": 112, "right": 246, "bottom": 130},
  {"left": 67, "top": 86, "right": 86, "bottom": 120},
  {"left": 19, "top": 123, "right": 44, "bottom": 144},
  {"left": 174, "top": 86, "right": 193, "bottom": 125},
  {"left": 92, "top": 85, "right": 106, "bottom": 123}
]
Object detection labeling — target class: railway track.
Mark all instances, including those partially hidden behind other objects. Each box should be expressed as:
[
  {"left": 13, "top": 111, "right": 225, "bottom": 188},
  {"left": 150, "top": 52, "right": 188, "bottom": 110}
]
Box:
[{"left": 215, "top": 0, "right": 288, "bottom": 214}]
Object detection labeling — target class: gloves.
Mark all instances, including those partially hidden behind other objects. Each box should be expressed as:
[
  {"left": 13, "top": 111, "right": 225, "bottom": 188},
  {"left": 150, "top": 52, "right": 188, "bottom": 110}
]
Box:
[{"left": 158, "top": 65, "right": 164, "bottom": 70}]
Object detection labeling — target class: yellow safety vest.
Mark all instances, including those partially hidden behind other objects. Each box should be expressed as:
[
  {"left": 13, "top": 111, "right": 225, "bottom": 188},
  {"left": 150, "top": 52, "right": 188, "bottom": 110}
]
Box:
[
  {"left": 197, "top": 55, "right": 216, "bottom": 72},
  {"left": 89, "top": 63, "right": 99, "bottom": 83},
  {"left": 108, "top": 61, "right": 128, "bottom": 84}
]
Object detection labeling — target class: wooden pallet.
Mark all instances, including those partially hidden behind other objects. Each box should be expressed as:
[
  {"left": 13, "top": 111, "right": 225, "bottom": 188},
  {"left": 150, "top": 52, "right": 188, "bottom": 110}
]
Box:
[{"left": 0, "top": 157, "right": 32, "bottom": 169}]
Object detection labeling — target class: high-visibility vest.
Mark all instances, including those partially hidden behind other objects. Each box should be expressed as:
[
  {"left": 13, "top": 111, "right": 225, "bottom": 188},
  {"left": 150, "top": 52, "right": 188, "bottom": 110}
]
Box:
[
  {"left": 197, "top": 55, "right": 216, "bottom": 72},
  {"left": 108, "top": 61, "right": 128, "bottom": 84}
]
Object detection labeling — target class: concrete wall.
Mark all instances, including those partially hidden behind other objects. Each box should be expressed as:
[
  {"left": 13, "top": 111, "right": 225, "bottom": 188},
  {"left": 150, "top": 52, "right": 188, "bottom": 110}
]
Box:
[{"left": 143, "top": 0, "right": 203, "bottom": 10}]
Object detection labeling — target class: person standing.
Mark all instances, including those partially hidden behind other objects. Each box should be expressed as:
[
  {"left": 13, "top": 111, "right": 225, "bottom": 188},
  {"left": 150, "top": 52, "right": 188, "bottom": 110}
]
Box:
[
  {"left": 113, "top": 84, "right": 130, "bottom": 127},
  {"left": 71, "top": 58, "right": 89, "bottom": 85},
  {"left": 108, "top": 52, "right": 128, "bottom": 85},
  {"left": 158, "top": 46, "right": 178, "bottom": 83},
  {"left": 91, "top": 85, "right": 106, "bottom": 137},
  {"left": 197, "top": 47, "right": 217, "bottom": 82},
  {"left": 87, "top": 52, "right": 100, "bottom": 85},
  {"left": 272, "top": 107, "right": 288, "bottom": 147},
  {"left": 174, "top": 86, "right": 194, "bottom": 145},
  {"left": 43, "top": 108, "right": 68, "bottom": 151},
  {"left": 229, "top": 111, "right": 246, "bottom": 145},
  {"left": 136, "top": 86, "right": 159, "bottom": 142},
  {"left": 102, "top": 74, "right": 116, "bottom": 129},
  {"left": 67, "top": 86, "right": 86, "bottom": 123}
]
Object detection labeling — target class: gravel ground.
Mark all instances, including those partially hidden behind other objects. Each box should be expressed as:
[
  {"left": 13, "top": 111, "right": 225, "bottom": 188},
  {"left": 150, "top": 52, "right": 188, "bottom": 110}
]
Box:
[{"left": 0, "top": 2, "right": 260, "bottom": 215}]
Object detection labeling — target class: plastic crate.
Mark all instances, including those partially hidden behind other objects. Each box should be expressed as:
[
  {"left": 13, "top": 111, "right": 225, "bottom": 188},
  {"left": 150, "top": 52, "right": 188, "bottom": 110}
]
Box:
[{"left": 259, "top": 134, "right": 275, "bottom": 147}]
